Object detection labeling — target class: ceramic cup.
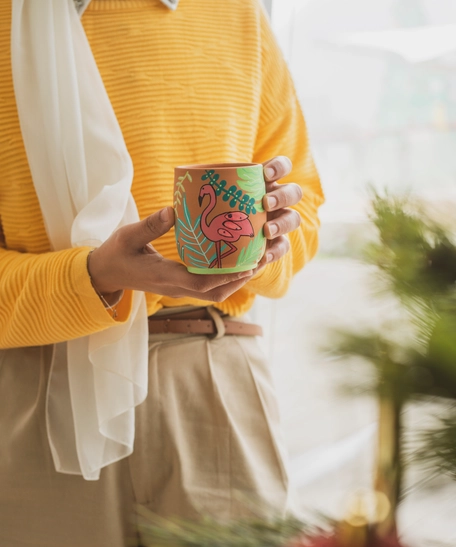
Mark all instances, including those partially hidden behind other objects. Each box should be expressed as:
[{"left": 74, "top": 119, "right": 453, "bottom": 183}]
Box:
[{"left": 174, "top": 163, "right": 267, "bottom": 274}]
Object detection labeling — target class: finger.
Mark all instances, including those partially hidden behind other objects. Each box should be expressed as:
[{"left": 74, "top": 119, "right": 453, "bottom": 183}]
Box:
[
  {"left": 154, "top": 258, "right": 254, "bottom": 294},
  {"left": 263, "top": 183, "right": 303, "bottom": 212},
  {"left": 262, "top": 156, "right": 292, "bottom": 182},
  {"left": 186, "top": 275, "right": 254, "bottom": 303},
  {"left": 120, "top": 207, "right": 175, "bottom": 250},
  {"left": 251, "top": 260, "right": 267, "bottom": 276},
  {"left": 183, "top": 269, "right": 254, "bottom": 294},
  {"left": 159, "top": 269, "right": 255, "bottom": 302},
  {"left": 264, "top": 208, "right": 301, "bottom": 239},
  {"left": 257, "top": 236, "right": 290, "bottom": 268}
]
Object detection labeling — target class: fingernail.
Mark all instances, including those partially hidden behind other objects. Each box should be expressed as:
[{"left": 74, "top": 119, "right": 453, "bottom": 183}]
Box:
[
  {"left": 266, "top": 253, "right": 273, "bottom": 263},
  {"left": 268, "top": 223, "right": 278, "bottom": 237},
  {"left": 266, "top": 196, "right": 278, "bottom": 209},
  {"left": 264, "top": 166, "right": 275, "bottom": 179},
  {"left": 159, "top": 207, "right": 170, "bottom": 222},
  {"left": 239, "top": 269, "right": 253, "bottom": 277}
]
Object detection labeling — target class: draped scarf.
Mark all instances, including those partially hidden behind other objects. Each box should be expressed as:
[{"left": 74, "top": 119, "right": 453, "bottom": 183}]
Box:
[{"left": 11, "top": 0, "right": 178, "bottom": 480}]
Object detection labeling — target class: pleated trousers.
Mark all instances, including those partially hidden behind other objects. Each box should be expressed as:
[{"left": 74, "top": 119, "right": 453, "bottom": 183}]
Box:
[{"left": 0, "top": 324, "right": 290, "bottom": 547}]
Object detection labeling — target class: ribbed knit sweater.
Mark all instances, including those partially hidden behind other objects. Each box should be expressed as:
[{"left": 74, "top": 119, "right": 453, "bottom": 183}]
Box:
[{"left": 0, "top": 0, "right": 324, "bottom": 348}]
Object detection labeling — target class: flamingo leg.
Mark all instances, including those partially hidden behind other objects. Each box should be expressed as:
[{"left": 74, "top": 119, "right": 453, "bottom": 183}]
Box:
[
  {"left": 218, "top": 241, "right": 237, "bottom": 261},
  {"left": 217, "top": 241, "right": 222, "bottom": 268},
  {"left": 209, "top": 241, "right": 222, "bottom": 268},
  {"left": 209, "top": 241, "right": 238, "bottom": 268}
]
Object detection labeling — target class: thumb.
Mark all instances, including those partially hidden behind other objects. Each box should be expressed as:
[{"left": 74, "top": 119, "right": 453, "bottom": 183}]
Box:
[{"left": 126, "top": 206, "right": 175, "bottom": 249}]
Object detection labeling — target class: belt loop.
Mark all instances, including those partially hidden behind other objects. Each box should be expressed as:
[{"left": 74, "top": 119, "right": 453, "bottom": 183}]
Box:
[{"left": 206, "top": 306, "right": 226, "bottom": 339}]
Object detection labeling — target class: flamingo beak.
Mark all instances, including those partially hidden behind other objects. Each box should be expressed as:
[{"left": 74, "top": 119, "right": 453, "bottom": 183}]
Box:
[{"left": 198, "top": 195, "right": 203, "bottom": 206}]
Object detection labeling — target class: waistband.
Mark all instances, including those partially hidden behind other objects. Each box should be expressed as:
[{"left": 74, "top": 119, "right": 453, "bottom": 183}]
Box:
[{"left": 148, "top": 306, "right": 263, "bottom": 339}]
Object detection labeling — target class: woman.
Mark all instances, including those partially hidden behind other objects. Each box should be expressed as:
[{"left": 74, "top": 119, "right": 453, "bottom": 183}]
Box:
[{"left": 0, "top": 0, "right": 324, "bottom": 545}]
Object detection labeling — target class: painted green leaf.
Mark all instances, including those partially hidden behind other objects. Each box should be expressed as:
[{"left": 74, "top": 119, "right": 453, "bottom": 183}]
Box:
[
  {"left": 236, "top": 166, "right": 265, "bottom": 212},
  {"left": 236, "top": 233, "right": 266, "bottom": 267}
]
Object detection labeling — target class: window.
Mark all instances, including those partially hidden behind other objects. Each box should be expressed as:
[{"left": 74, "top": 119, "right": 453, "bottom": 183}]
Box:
[{"left": 260, "top": 1, "right": 456, "bottom": 542}]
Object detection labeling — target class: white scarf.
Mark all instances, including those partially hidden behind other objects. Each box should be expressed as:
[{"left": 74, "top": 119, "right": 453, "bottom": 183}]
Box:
[{"left": 11, "top": 0, "right": 178, "bottom": 480}]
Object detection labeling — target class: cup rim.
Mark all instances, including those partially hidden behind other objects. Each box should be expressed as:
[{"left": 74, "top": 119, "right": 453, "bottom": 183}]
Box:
[{"left": 175, "top": 162, "right": 262, "bottom": 170}]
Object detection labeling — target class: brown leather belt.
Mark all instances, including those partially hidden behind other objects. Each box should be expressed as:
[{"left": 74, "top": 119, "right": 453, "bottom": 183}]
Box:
[{"left": 148, "top": 307, "right": 263, "bottom": 337}]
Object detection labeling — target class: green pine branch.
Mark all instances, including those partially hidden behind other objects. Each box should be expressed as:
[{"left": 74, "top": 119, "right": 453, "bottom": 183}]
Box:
[
  {"left": 327, "top": 191, "right": 456, "bottom": 484},
  {"left": 135, "top": 506, "right": 316, "bottom": 547},
  {"left": 414, "top": 406, "right": 456, "bottom": 479}
]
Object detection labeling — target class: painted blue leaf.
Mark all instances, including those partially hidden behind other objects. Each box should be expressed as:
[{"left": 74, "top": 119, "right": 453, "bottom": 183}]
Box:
[
  {"left": 181, "top": 238, "right": 205, "bottom": 254},
  {"left": 183, "top": 195, "right": 192, "bottom": 227},
  {"left": 177, "top": 218, "right": 192, "bottom": 234},
  {"left": 181, "top": 235, "right": 195, "bottom": 244},
  {"left": 185, "top": 252, "right": 207, "bottom": 265}
]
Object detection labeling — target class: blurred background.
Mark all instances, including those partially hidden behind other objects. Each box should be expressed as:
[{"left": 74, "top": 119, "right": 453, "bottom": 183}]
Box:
[{"left": 254, "top": 1, "right": 456, "bottom": 545}]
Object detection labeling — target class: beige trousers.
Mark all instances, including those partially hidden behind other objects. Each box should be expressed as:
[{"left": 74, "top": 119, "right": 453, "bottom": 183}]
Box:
[{"left": 0, "top": 326, "right": 290, "bottom": 547}]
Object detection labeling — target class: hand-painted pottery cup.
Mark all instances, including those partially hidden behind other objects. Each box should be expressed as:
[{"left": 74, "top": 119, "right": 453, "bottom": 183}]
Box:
[{"left": 174, "top": 163, "right": 267, "bottom": 274}]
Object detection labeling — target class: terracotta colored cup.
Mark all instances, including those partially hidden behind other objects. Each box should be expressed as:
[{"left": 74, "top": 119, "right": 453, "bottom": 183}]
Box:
[{"left": 174, "top": 163, "right": 267, "bottom": 274}]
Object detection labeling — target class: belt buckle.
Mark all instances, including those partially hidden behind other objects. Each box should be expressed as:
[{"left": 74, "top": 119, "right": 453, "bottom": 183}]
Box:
[{"left": 207, "top": 307, "right": 226, "bottom": 340}]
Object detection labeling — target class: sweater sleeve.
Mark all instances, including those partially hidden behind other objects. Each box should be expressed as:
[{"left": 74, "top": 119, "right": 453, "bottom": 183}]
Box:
[
  {"left": 0, "top": 245, "right": 133, "bottom": 349},
  {"left": 246, "top": 4, "right": 324, "bottom": 299}
]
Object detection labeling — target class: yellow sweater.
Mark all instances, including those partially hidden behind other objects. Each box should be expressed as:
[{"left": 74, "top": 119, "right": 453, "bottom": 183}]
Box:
[{"left": 0, "top": 0, "right": 324, "bottom": 348}]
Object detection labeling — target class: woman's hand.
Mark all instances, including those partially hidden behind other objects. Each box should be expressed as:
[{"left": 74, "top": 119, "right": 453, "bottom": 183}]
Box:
[
  {"left": 88, "top": 155, "right": 301, "bottom": 304},
  {"left": 257, "top": 156, "right": 303, "bottom": 269},
  {"left": 88, "top": 206, "right": 254, "bottom": 303}
]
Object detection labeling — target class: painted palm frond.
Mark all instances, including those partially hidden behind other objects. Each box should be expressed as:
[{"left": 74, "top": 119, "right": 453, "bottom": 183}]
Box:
[
  {"left": 175, "top": 194, "right": 214, "bottom": 268},
  {"left": 173, "top": 171, "right": 192, "bottom": 218},
  {"left": 236, "top": 166, "right": 265, "bottom": 212},
  {"left": 236, "top": 232, "right": 266, "bottom": 267}
]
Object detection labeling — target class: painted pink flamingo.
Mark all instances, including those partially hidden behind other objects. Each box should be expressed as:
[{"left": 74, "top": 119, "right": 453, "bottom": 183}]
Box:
[{"left": 198, "top": 184, "right": 254, "bottom": 268}]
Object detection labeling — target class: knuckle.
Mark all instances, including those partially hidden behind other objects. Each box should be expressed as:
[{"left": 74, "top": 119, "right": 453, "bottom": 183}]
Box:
[
  {"left": 274, "top": 156, "right": 292, "bottom": 178},
  {"left": 281, "top": 155, "right": 293, "bottom": 172},
  {"left": 276, "top": 210, "right": 295, "bottom": 235},
  {"left": 282, "top": 208, "right": 300, "bottom": 228},
  {"left": 112, "top": 228, "right": 127, "bottom": 247},
  {"left": 275, "top": 190, "right": 287, "bottom": 209},
  {"left": 293, "top": 184, "right": 303, "bottom": 202},
  {"left": 293, "top": 209, "right": 302, "bottom": 227},
  {"left": 188, "top": 276, "right": 205, "bottom": 293},
  {"left": 211, "top": 290, "right": 227, "bottom": 303},
  {"left": 288, "top": 209, "right": 301, "bottom": 230},
  {"left": 283, "top": 215, "right": 294, "bottom": 235},
  {"left": 271, "top": 236, "right": 289, "bottom": 259},
  {"left": 282, "top": 236, "right": 291, "bottom": 254},
  {"left": 145, "top": 216, "right": 161, "bottom": 240}
]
